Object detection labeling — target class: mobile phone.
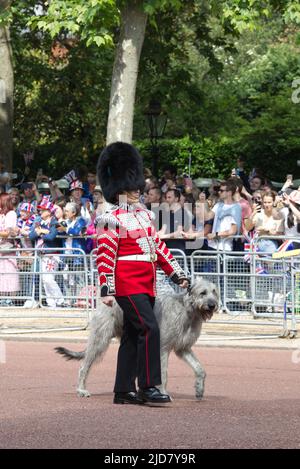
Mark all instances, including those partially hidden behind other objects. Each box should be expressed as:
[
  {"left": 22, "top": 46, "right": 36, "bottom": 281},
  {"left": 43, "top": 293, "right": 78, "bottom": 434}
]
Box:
[
  {"left": 253, "top": 199, "right": 261, "bottom": 211},
  {"left": 286, "top": 174, "right": 293, "bottom": 181}
]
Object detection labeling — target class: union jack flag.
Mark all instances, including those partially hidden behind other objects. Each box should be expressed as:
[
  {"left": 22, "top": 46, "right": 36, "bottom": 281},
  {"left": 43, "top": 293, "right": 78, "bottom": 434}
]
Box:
[
  {"left": 63, "top": 170, "right": 77, "bottom": 185},
  {"left": 243, "top": 232, "right": 257, "bottom": 264},
  {"left": 46, "top": 258, "right": 57, "bottom": 272},
  {"left": 276, "top": 240, "right": 294, "bottom": 254},
  {"left": 255, "top": 264, "right": 268, "bottom": 275}
]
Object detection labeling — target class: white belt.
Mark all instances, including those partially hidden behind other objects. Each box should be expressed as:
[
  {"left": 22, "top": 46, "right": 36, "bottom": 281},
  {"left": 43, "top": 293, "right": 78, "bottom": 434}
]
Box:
[{"left": 118, "top": 254, "right": 157, "bottom": 262}]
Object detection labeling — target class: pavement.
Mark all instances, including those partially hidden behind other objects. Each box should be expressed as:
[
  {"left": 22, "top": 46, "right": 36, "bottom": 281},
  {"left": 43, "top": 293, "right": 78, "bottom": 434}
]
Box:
[
  {"left": 1, "top": 341, "right": 300, "bottom": 449},
  {"left": 1, "top": 308, "right": 300, "bottom": 449},
  {"left": 0, "top": 308, "right": 299, "bottom": 350}
]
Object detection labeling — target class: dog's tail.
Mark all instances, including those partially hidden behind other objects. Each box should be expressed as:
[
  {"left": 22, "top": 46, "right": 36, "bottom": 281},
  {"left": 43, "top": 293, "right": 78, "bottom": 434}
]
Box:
[{"left": 55, "top": 347, "right": 85, "bottom": 361}]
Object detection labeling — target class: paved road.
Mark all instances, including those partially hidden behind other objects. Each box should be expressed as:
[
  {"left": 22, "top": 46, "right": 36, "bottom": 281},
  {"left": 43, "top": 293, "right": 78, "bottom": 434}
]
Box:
[{"left": 1, "top": 341, "right": 300, "bottom": 449}]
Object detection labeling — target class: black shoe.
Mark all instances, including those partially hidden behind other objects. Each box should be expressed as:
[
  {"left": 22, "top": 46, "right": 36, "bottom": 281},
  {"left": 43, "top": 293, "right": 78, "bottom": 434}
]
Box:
[
  {"left": 113, "top": 391, "right": 144, "bottom": 405},
  {"left": 138, "top": 387, "right": 171, "bottom": 404}
]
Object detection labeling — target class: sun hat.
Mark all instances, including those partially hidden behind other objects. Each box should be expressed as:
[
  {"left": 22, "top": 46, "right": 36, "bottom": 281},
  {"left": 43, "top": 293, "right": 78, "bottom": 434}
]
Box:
[
  {"left": 70, "top": 180, "right": 83, "bottom": 191},
  {"left": 19, "top": 202, "right": 35, "bottom": 214},
  {"left": 37, "top": 197, "right": 55, "bottom": 212}
]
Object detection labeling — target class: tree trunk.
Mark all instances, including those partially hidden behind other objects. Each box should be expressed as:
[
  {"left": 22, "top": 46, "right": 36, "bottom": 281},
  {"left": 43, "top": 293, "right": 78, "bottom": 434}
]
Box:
[
  {"left": 0, "top": 0, "right": 13, "bottom": 171},
  {"left": 106, "top": 0, "right": 147, "bottom": 144}
]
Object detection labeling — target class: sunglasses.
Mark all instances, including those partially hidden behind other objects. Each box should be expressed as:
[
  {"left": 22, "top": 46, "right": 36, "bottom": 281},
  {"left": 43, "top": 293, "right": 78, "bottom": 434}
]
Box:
[{"left": 219, "top": 189, "right": 227, "bottom": 193}]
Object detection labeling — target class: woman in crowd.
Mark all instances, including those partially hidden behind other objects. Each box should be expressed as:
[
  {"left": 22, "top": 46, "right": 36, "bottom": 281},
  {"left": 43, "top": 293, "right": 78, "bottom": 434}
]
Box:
[
  {"left": 29, "top": 199, "right": 65, "bottom": 308},
  {"left": 281, "top": 190, "right": 300, "bottom": 247},
  {"left": 57, "top": 202, "right": 87, "bottom": 301},
  {"left": 0, "top": 193, "right": 20, "bottom": 305},
  {"left": 246, "top": 191, "right": 284, "bottom": 252},
  {"left": 8, "top": 187, "right": 21, "bottom": 213},
  {"left": 69, "top": 180, "right": 93, "bottom": 224},
  {"left": 86, "top": 187, "right": 105, "bottom": 253},
  {"left": 182, "top": 194, "right": 214, "bottom": 251}
]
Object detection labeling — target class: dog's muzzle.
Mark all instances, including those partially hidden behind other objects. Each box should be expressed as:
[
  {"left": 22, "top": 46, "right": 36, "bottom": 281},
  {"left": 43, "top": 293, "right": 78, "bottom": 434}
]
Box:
[{"left": 201, "top": 300, "right": 218, "bottom": 321}]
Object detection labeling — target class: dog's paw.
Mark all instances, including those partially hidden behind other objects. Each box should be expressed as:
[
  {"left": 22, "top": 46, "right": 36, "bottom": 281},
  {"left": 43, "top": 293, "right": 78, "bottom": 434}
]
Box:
[
  {"left": 77, "top": 389, "right": 91, "bottom": 398},
  {"left": 195, "top": 382, "right": 204, "bottom": 400}
]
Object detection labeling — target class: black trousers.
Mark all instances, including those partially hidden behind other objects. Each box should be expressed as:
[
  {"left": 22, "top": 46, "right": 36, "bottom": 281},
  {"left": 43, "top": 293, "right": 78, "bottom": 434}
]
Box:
[{"left": 114, "top": 294, "right": 161, "bottom": 393}]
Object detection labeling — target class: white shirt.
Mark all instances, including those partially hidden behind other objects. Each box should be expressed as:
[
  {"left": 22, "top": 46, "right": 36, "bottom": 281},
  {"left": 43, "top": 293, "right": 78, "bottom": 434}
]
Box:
[{"left": 208, "top": 203, "right": 237, "bottom": 251}]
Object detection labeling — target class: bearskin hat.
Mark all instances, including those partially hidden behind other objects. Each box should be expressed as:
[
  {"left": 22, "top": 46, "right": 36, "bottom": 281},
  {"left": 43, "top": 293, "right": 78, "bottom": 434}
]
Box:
[{"left": 97, "top": 142, "right": 145, "bottom": 204}]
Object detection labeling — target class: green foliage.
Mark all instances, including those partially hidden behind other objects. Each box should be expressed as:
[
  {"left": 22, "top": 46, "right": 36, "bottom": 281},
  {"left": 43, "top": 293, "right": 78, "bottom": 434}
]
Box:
[
  {"left": 135, "top": 14, "right": 300, "bottom": 181},
  {"left": 3, "top": 0, "right": 300, "bottom": 181},
  {"left": 135, "top": 136, "right": 237, "bottom": 179},
  {"left": 27, "top": 0, "right": 119, "bottom": 47},
  {"left": 10, "top": 5, "right": 113, "bottom": 176}
]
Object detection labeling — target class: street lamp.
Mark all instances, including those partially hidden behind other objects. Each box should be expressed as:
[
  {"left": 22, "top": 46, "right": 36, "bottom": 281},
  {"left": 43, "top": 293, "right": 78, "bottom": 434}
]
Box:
[{"left": 144, "top": 100, "right": 167, "bottom": 178}]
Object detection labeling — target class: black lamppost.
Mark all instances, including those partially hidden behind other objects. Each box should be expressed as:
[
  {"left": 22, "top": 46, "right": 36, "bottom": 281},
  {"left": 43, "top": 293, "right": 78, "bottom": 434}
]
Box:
[{"left": 144, "top": 100, "right": 167, "bottom": 178}]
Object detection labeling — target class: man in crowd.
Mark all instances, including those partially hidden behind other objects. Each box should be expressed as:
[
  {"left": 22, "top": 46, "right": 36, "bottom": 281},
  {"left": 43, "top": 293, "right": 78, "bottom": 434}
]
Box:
[
  {"left": 146, "top": 186, "right": 163, "bottom": 232},
  {"left": 207, "top": 179, "right": 242, "bottom": 251},
  {"left": 159, "top": 188, "right": 193, "bottom": 253},
  {"left": 147, "top": 187, "right": 162, "bottom": 207},
  {"left": 18, "top": 182, "right": 41, "bottom": 213},
  {"left": 229, "top": 177, "right": 252, "bottom": 245}
]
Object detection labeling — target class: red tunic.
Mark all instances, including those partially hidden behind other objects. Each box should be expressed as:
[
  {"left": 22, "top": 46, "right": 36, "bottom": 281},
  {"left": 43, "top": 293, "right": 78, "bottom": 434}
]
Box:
[{"left": 96, "top": 203, "right": 187, "bottom": 297}]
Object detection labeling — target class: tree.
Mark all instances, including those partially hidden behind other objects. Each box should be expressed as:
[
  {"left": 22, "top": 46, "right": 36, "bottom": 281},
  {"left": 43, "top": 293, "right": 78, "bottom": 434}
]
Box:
[
  {"left": 106, "top": 0, "right": 147, "bottom": 143},
  {"left": 25, "top": 0, "right": 185, "bottom": 145},
  {"left": 2, "top": 0, "right": 300, "bottom": 177},
  {"left": 26, "top": 0, "right": 300, "bottom": 145},
  {"left": 0, "top": 0, "right": 13, "bottom": 171}
]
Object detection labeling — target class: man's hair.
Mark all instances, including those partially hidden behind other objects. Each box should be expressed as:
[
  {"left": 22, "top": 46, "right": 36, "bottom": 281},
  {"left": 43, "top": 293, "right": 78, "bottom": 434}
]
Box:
[
  {"left": 251, "top": 174, "right": 264, "bottom": 183},
  {"left": 147, "top": 186, "right": 162, "bottom": 197},
  {"left": 224, "top": 179, "right": 236, "bottom": 195},
  {"left": 166, "top": 188, "right": 181, "bottom": 201},
  {"left": 227, "top": 176, "right": 243, "bottom": 194}
]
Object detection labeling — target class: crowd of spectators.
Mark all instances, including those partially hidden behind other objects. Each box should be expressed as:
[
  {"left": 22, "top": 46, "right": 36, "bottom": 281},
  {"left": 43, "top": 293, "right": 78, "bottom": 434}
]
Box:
[
  {"left": 0, "top": 164, "right": 104, "bottom": 307},
  {"left": 0, "top": 156, "right": 300, "bottom": 307},
  {"left": 142, "top": 158, "right": 300, "bottom": 256}
]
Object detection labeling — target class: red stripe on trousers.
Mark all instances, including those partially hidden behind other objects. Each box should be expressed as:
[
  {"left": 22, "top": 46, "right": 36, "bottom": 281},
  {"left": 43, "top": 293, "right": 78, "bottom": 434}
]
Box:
[{"left": 127, "top": 296, "right": 150, "bottom": 387}]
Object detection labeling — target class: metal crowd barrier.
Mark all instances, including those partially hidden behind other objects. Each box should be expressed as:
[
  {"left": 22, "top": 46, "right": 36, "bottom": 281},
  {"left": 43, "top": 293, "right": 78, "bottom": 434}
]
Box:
[
  {"left": 0, "top": 236, "right": 299, "bottom": 328},
  {"left": 0, "top": 247, "right": 89, "bottom": 321}
]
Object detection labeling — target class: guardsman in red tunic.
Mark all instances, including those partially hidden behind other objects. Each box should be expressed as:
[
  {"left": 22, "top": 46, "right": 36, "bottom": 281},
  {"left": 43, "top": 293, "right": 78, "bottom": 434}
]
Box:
[{"left": 97, "top": 142, "right": 189, "bottom": 405}]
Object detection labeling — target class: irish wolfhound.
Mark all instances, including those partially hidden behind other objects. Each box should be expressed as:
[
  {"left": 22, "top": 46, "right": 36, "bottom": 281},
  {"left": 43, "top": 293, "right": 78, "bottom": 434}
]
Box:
[{"left": 55, "top": 277, "right": 218, "bottom": 399}]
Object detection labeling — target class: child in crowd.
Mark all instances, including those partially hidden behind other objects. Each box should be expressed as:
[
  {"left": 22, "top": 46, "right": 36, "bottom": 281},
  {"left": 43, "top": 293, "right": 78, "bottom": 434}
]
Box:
[{"left": 17, "top": 202, "right": 36, "bottom": 248}]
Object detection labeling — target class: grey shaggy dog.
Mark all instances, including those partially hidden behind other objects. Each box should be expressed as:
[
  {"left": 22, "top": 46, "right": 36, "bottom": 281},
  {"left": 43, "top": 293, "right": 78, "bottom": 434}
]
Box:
[{"left": 55, "top": 277, "right": 219, "bottom": 399}]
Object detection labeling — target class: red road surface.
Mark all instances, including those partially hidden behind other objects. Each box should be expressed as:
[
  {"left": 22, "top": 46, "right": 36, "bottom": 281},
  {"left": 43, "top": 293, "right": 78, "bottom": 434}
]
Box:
[{"left": 0, "top": 341, "right": 300, "bottom": 449}]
